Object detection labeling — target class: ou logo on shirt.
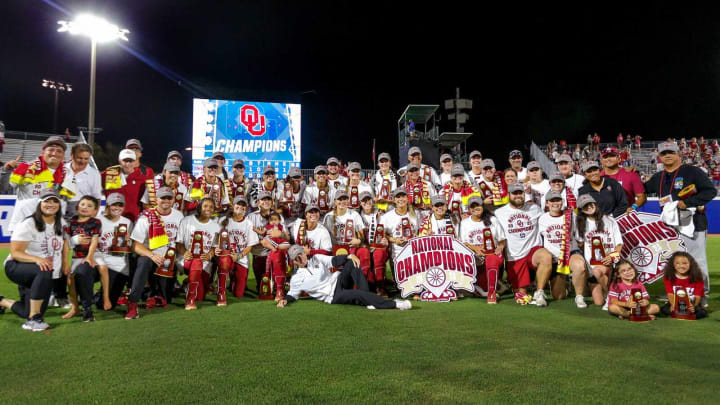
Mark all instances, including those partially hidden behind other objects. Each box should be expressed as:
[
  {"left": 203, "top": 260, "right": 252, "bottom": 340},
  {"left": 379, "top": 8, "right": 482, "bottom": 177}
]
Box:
[{"left": 51, "top": 237, "right": 62, "bottom": 251}]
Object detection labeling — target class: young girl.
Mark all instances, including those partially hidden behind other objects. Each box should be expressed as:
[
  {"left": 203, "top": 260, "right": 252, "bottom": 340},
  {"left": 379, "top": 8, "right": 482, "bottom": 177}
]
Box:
[
  {"left": 661, "top": 252, "right": 708, "bottom": 319},
  {"left": 575, "top": 195, "right": 623, "bottom": 309},
  {"left": 94, "top": 193, "right": 133, "bottom": 312},
  {"left": 62, "top": 196, "right": 102, "bottom": 322},
  {"left": 607, "top": 260, "right": 659, "bottom": 320}
]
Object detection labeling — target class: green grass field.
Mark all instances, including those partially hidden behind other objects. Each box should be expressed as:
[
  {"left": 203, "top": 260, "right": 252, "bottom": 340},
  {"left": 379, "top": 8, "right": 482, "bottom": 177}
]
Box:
[{"left": 1, "top": 240, "right": 719, "bottom": 404}]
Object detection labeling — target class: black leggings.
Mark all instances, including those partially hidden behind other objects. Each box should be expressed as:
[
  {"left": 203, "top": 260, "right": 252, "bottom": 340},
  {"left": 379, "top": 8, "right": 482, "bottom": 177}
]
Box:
[
  {"left": 5, "top": 260, "right": 53, "bottom": 319},
  {"left": 96, "top": 268, "right": 129, "bottom": 310},
  {"left": 129, "top": 256, "right": 174, "bottom": 304},
  {"left": 331, "top": 262, "right": 397, "bottom": 309}
]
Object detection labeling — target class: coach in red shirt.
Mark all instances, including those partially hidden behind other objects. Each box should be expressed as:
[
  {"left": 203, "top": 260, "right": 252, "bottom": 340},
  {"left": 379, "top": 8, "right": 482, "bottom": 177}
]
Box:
[
  {"left": 101, "top": 149, "right": 148, "bottom": 222},
  {"left": 600, "top": 146, "right": 646, "bottom": 212}
]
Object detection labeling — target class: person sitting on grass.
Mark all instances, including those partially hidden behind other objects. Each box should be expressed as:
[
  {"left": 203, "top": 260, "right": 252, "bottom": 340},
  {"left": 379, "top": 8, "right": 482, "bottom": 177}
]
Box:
[
  {"left": 607, "top": 260, "right": 659, "bottom": 320},
  {"left": 0, "top": 189, "right": 68, "bottom": 331},
  {"left": 277, "top": 245, "right": 411, "bottom": 310},
  {"left": 661, "top": 252, "right": 708, "bottom": 319}
]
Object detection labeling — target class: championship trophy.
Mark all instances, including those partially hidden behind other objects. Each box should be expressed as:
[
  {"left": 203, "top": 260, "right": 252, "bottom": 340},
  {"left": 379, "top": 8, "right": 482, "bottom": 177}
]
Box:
[
  {"left": 318, "top": 190, "right": 328, "bottom": 211},
  {"left": 378, "top": 179, "right": 390, "bottom": 201},
  {"left": 450, "top": 200, "right": 461, "bottom": 219},
  {"left": 482, "top": 228, "right": 496, "bottom": 254},
  {"left": 344, "top": 219, "right": 354, "bottom": 244},
  {"left": 401, "top": 217, "right": 413, "bottom": 238},
  {"left": 217, "top": 230, "right": 232, "bottom": 256},
  {"left": 109, "top": 224, "right": 131, "bottom": 254},
  {"left": 173, "top": 192, "right": 183, "bottom": 210},
  {"left": 191, "top": 231, "right": 204, "bottom": 259},
  {"left": 209, "top": 183, "right": 221, "bottom": 209},
  {"left": 258, "top": 267, "right": 274, "bottom": 300},
  {"left": 413, "top": 184, "right": 421, "bottom": 207},
  {"left": 216, "top": 229, "right": 233, "bottom": 306},
  {"left": 350, "top": 186, "right": 359, "bottom": 208},
  {"left": 423, "top": 166, "right": 432, "bottom": 182},
  {"left": 283, "top": 183, "right": 294, "bottom": 203},
  {"left": 479, "top": 182, "right": 492, "bottom": 199},
  {"left": 371, "top": 224, "right": 385, "bottom": 248},
  {"left": 628, "top": 288, "right": 650, "bottom": 322},
  {"left": 154, "top": 247, "right": 176, "bottom": 277},
  {"left": 590, "top": 236, "right": 606, "bottom": 265},
  {"left": 445, "top": 221, "right": 455, "bottom": 235},
  {"left": 672, "top": 287, "right": 696, "bottom": 320}
]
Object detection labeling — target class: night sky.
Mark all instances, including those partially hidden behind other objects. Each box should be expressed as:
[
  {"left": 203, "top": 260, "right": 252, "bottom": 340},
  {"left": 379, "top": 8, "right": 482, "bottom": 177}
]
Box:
[{"left": 2, "top": 1, "right": 720, "bottom": 171}]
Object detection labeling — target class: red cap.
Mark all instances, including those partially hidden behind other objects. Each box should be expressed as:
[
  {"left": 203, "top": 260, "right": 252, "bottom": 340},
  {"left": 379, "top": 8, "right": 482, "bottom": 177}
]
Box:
[{"left": 601, "top": 146, "right": 618, "bottom": 157}]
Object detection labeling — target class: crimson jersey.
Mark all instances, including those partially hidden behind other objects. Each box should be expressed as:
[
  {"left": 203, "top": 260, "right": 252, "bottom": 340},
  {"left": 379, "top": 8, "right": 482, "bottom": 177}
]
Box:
[{"left": 64, "top": 216, "right": 102, "bottom": 258}]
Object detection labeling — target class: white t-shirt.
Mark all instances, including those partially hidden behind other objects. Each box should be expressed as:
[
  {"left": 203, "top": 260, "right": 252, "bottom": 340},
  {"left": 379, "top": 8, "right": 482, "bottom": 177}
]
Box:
[
  {"left": 516, "top": 167, "right": 528, "bottom": 182},
  {"left": 379, "top": 209, "right": 418, "bottom": 259},
  {"left": 494, "top": 203, "right": 543, "bottom": 261},
  {"left": 223, "top": 216, "right": 259, "bottom": 267},
  {"left": 322, "top": 209, "right": 365, "bottom": 245},
  {"left": 9, "top": 217, "right": 66, "bottom": 279},
  {"left": 327, "top": 174, "right": 348, "bottom": 190},
  {"left": 460, "top": 216, "right": 506, "bottom": 250},
  {"left": 177, "top": 215, "right": 221, "bottom": 272},
  {"left": 575, "top": 216, "right": 623, "bottom": 262},
  {"left": 290, "top": 219, "right": 333, "bottom": 253},
  {"left": 247, "top": 211, "right": 285, "bottom": 257},
  {"left": 527, "top": 179, "right": 550, "bottom": 206},
  {"left": 97, "top": 215, "right": 133, "bottom": 274},
  {"left": 130, "top": 208, "right": 184, "bottom": 256},
  {"left": 538, "top": 212, "right": 579, "bottom": 260},
  {"left": 373, "top": 170, "right": 399, "bottom": 197},
  {"left": 563, "top": 173, "right": 584, "bottom": 197}
]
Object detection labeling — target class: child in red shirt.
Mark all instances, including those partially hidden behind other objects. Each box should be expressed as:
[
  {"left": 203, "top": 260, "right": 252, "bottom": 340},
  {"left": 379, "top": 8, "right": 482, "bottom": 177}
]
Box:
[
  {"left": 607, "top": 260, "right": 660, "bottom": 320},
  {"left": 661, "top": 252, "right": 707, "bottom": 319}
]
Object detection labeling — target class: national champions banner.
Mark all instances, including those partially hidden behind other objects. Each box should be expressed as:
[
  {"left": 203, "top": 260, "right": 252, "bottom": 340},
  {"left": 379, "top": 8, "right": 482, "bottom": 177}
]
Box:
[
  {"left": 393, "top": 235, "right": 477, "bottom": 302},
  {"left": 191, "top": 98, "right": 301, "bottom": 179}
]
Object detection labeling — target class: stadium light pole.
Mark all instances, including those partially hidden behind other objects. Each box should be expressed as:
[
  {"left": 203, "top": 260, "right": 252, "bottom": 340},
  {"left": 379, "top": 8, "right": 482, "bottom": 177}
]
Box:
[
  {"left": 42, "top": 79, "right": 72, "bottom": 134},
  {"left": 58, "top": 14, "right": 129, "bottom": 147}
]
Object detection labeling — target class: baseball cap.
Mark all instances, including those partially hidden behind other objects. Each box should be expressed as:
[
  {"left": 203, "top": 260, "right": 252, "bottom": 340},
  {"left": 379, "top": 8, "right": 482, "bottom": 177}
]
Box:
[
  {"left": 555, "top": 154, "right": 573, "bottom": 164},
  {"left": 163, "top": 162, "right": 181, "bottom": 173},
  {"left": 347, "top": 162, "right": 361, "bottom": 171},
  {"left": 125, "top": 139, "right": 142, "bottom": 150},
  {"left": 263, "top": 165, "right": 276, "bottom": 175},
  {"left": 288, "top": 244, "right": 305, "bottom": 261},
  {"left": 545, "top": 190, "right": 563, "bottom": 201},
  {"left": 469, "top": 150, "right": 482, "bottom": 159},
  {"left": 526, "top": 161, "right": 540, "bottom": 170},
  {"left": 451, "top": 163, "right": 465, "bottom": 176},
  {"left": 408, "top": 146, "right": 422, "bottom": 156},
  {"left": 232, "top": 159, "right": 245, "bottom": 168},
  {"left": 167, "top": 150, "right": 182, "bottom": 160},
  {"left": 431, "top": 195, "right": 446, "bottom": 206},
  {"left": 407, "top": 162, "right": 420, "bottom": 171},
  {"left": 119, "top": 149, "right": 136, "bottom": 161},
  {"left": 334, "top": 189, "right": 349, "bottom": 199},
  {"left": 257, "top": 190, "right": 272, "bottom": 200},
  {"left": 233, "top": 195, "right": 248, "bottom": 205},
  {"left": 212, "top": 151, "right": 226, "bottom": 160},
  {"left": 42, "top": 136, "right": 67, "bottom": 151},
  {"left": 288, "top": 167, "right": 302, "bottom": 177},
  {"left": 508, "top": 182, "right": 525, "bottom": 193},
  {"left": 106, "top": 193, "right": 125, "bottom": 206},
  {"left": 392, "top": 188, "right": 407, "bottom": 197},
  {"left": 577, "top": 194, "right": 596, "bottom": 209},
  {"left": 39, "top": 188, "right": 61, "bottom": 202},
  {"left": 481, "top": 159, "right": 495, "bottom": 169},
  {"left": 314, "top": 165, "right": 328, "bottom": 174},
  {"left": 467, "top": 195, "right": 483, "bottom": 207},
  {"left": 305, "top": 204, "right": 320, "bottom": 213},
  {"left": 378, "top": 152, "right": 391, "bottom": 162},
  {"left": 509, "top": 149, "right": 522, "bottom": 159},
  {"left": 601, "top": 146, "right": 619, "bottom": 157},
  {"left": 203, "top": 158, "right": 219, "bottom": 168},
  {"left": 658, "top": 142, "right": 680, "bottom": 154},
  {"left": 582, "top": 161, "right": 600, "bottom": 172},
  {"left": 326, "top": 157, "right": 340, "bottom": 165},
  {"left": 156, "top": 187, "right": 174, "bottom": 199},
  {"left": 549, "top": 171, "right": 565, "bottom": 182},
  {"left": 440, "top": 153, "right": 453, "bottom": 163},
  {"left": 359, "top": 191, "right": 373, "bottom": 201}
]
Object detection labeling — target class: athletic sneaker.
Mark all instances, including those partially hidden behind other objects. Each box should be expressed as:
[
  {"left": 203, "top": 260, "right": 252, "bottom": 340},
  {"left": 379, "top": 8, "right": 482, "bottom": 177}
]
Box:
[
  {"left": 394, "top": 299, "right": 412, "bottom": 310},
  {"left": 57, "top": 298, "right": 72, "bottom": 309},
  {"left": 366, "top": 305, "right": 377, "bottom": 310},
  {"left": 82, "top": 308, "right": 95, "bottom": 323},
  {"left": 574, "top": 295, "right": 588, "bottom": 309},
  {"left": 124, "top": 302, "right": 139, "bottom": 319},
  {"left": 514, "top": 292, "right": 531, "bottom": 305},
  {"left": 533, "top": 290, "right": 548, "bottom": 307},
  {"left": 22, "top": 315, "right": 49, "bottom": 332},
  {"left": 602, "top": 298, "right": 609, "bottom": 311},
  {"left": 145, "top": 297, "right": 156, "bottom": 309},
  {"left": 48, "top": 295, "right": 58, "bottom": 307},
  {"left": 487, "top": 291, "right": 497, "bottom": 305}
]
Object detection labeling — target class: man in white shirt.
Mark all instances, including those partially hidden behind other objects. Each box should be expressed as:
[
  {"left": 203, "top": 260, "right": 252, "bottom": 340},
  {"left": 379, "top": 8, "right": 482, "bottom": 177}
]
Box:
[
  {"left": 508, "top": 150, "right": 527, "bottom": 181},
  {"left": 494, "top": 182, "right": 553, "bottom": 307},
  {"left": 64, "top": 143, "right": 102, "bottom": 219},
  {"left": 276, "top": 245, "right": 411, "bottom": 310}
]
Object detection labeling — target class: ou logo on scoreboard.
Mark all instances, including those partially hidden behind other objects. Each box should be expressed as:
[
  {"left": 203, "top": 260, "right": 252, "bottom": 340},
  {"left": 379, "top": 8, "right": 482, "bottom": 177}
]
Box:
[{"left": 240, "top": 105, "right": 267, "bottom": 137}]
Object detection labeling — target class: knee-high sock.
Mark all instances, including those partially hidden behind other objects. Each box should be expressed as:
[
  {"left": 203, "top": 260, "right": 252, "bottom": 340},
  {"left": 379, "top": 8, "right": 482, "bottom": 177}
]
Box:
[{"left": 232, "top": 264, "right": 248, "bottom": 297}]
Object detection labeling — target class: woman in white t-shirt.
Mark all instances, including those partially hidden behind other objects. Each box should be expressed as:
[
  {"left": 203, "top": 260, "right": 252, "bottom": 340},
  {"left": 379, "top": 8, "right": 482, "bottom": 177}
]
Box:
[
  {"left": 575, "top": 194, "right": 623, "bottom": 309},
  {"left": 0, "top": 189, "right": 68, "bottom": 331},
  {"left": 359, "top": 192, "right": 390, "bottom": 296},
  {"left": 218, "top": 195, "right": 260, "bottom": 298},
  {"left": 460, "top": 196, "right": 506, "bottom": 304},
  {"left": 380, "top": 188, "right": 419, "bottom": 261},
  {"left": 322, "top": 189, "right": 369, "bottom": 274},
  {"left": 94, "top": 193, "right": 134, "bottom": 311}
]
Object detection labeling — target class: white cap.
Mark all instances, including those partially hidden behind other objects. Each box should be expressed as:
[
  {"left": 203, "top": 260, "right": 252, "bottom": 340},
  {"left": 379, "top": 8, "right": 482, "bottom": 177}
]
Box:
[{"left": 119, "top": 149, "right": 137, "bottom": 161}]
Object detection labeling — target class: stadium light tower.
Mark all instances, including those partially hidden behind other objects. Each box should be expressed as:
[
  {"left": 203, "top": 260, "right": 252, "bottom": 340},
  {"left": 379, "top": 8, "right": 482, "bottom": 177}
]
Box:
[
  {"left": 58, "top": 14, "right": 129, "bottom": 147},
  {"left": 42, "top": 79, "right": 72, "bottom": 134}
]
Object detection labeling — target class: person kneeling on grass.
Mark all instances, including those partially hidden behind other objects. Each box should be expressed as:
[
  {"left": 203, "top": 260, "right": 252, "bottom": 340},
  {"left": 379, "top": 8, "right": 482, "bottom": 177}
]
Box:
[{"left": 276, "top": 245, "right": 411, "bottom": 310}]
